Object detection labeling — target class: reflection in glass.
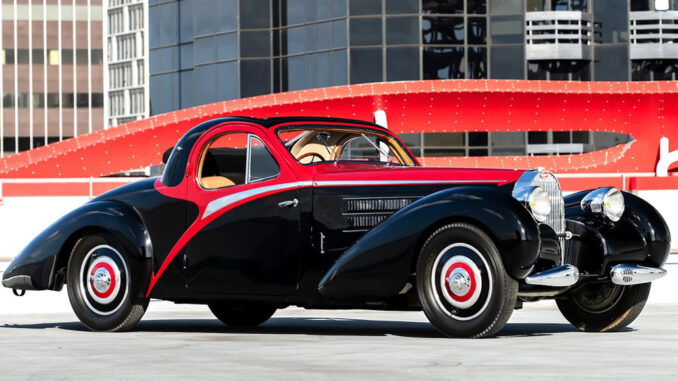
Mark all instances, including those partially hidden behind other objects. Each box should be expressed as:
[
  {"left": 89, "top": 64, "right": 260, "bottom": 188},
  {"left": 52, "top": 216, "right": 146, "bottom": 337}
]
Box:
[
  {"left": 593, "top": 0, "right": 628, "bottom": 43},
  {"left": 349, "top": 0, "right": 381, "bottom": 15},
  {"left": 350, "top": 17, "right": 383, "bottom": 46},
  {"left": 490, "top": 45, "right": 524, "bottom": 79},
  {"left": 468, "top": 47, "right": 486, "bottom": 79},
  {"left": 467, "top": 17, "right": 486, "bottom": 44},
  {"left": 423, "top": 17, "right": 464, "bottom": 45},
  {"left": 241, "top": 59, "right": 271, "bottom": 97},
  {"left": 216, "top": 33, "right": 238, "bottom": 61},
  {"left": 387, "top": 0, "right": 419, "bottom": 14},
  {"left": 422, "top": 0, "right": 463, "bottom": 14},
  {"left": 350, "top": 48, "right": 382, "bottom": 84},
  {"left": 387, "top": 47, "right": 420, "bottom": 81},
  {"left": 467, "top": 0, "right": 487, "bottom": 14},
  {"left": 423, "top": 47, "right": 464, "bottom": 79},
  {"left": 240, "top": 31, "right": 271, "bottom": 58},
  {"left": 386, "top": 17, "right": 419, "bottom": 45},
  {"left": 490, "top": 15, "right": 523, "bottom": 44},
  {"left": 594, "top": 45, "right": 628, "bottom": 80},
  {"left": 240, "top": 0, "right": 271, "bottom": 29}
]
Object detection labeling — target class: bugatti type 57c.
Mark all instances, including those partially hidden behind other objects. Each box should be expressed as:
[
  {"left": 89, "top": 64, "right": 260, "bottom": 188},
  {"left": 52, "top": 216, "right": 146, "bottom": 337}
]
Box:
[{"left": 2, "top": 117, "right": 670, "bottom": 337}]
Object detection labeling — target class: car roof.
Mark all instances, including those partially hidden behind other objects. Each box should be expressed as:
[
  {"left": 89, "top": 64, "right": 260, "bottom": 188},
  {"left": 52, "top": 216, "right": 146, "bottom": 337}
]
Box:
[{"left": 200, "top": 116, "right": 387, "bottom": 130}]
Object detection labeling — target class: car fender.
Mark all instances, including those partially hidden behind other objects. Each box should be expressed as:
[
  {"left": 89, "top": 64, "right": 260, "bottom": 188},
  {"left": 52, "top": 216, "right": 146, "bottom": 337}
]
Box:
[
  {"left": 317, "top": 186, "right": 541, "bottom": 300},
  {"left": 1, "top": 201, "right": 152, "bottom": 291}
]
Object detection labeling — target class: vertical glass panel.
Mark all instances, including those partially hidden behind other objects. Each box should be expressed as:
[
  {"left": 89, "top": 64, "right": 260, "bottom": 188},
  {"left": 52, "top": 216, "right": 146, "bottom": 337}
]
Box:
[
  {"left": 286, "top": 0, "right": 308, "bottom": 25},
  {"left": 149, "top": 2, "right": 179, "bottom": 48},
  {"left": 468, "top": 132, "right": 488, "bottom": 146},
  {"left": 333, "top": 0, "right": 347, "bottom": 17},
  {"left": 180, "top": 70, "right": 195, "bottom": 108},
  {"left": 386, "top": 0, "right": 418, "bottom": 14},
  {"left": 317, "top": 0, "right": 332, "bottom": 20},
  {"left": 194, "top": 36, "right": 215, "bottom": 64},
  {"left": 217, "top": 61, "right": 238, "bottom": 100},
  {"left": 350, "top": 48, "right": 383, "bottom": 83},
  {"left": 180, "top": 43, "right": 193, "bottom": 70},
  {"left": 349, "top": 0, "right": 381, "bottom": 15},
  {"left": 317, "top": 52, "right": 331, "bottom": 88},
  {"left": 552, "top": 0, "right": 569, "bottom": 10},
  {"left": 490, "top": 45, "right": 524, "bottom": 79},
  {"left": 287, "top": 55, "right": 313, "bottom": 91},
  {"left": 240, "top": 0, "right": 271, "bottom": 29},
  {"left": 194, "top": 0, "right": 217, "bottom": 35},
  {"left": 526, "top": 0, "right": 547, "bottom": 11},
  {"left": 631, "top": 0, "right": 650, "bottom": 11},
  {"left": 32, "top": 49, "right": 44, "bottom": 65},
  {"left": 528, "top": 131, "right": 547, "bottom": 144},
  {"left": 490, "top": 15, "right": 523, "bottom": 44},
  {"left": 468, "top": 47, "right": 487, "bottom": 79},
  {"left": 595, "top": 45, "right": 628, "bottom": 80},
  {"left": 424, "top": 132, "right": 465, "bottom": 146},
  {"left": 240, "top": 31, "right": 271, "bottom": 57},
  {"left": 149, "top": 72, "right": 180, "bottom": 115},
  {"left": 467, "top": 17, "right": 486, "bottom": 44},
  {"left": 194, "top": 64, "right": 217, "bottom": 106},
  {"left": 350, "top": 17, "right": 383, "bottom": 45},
  {"left": 386, "top": 17, "right": 419, "bottom": 45},
  {"left": 150, "top": 46, "right": 179, "bottom": 73},
  {"left": 240, "top": 59, "right": 271, "bottom": 97},
  {"left": 249, "top": 136, "right": 280, "bottom": 182},
  {"left": 553, "top": 131, "right": 571, "bottom": 144},
  {"left": 423, "top": 47, "right": 464, "bottom": 79},
  {"left": 528, "top": 62, "right": 547, "bottom": 80},
  {"left": 61, "top": 49, "right": 73, "bottom": 65},
  {"left": 286, "top": 25, "right": 314, "bottom": 54},
  {"left": 316, "top": 22, "right": 332, "bottom": 50},
  {"left": 491, "top": 132, "right": 525, "bottom": 146},
  {"left": 467, "top": 0, "right": 487, "bottom": 14},
  {"left": 387, "top": 47, "right": 420, "bottom": 81},
  {"left": 332, "top": 49, "right": 348, "bottom": 85},
  {"left": 201, "top": 132, "right": 247, "bottom": 187},
  {"left": 489, "top": 0, "right": 524, "bottom": 14},
  {"left": 572, "top": 131, "right": 590, "bottom": 144},
  {"left": 422, "top": 0, "right": 463, "bottom": 14},
  {"left": 179, "top": 0, "right": 193, "bottom": 43},
  {"left": 216, "top": 33, "right": 238, "bottom": 61},
  {"left": 632, "top": 60, "right": 651, "bottom": 81},
  {"left": 217, "top": 0, "right": 238, "bottom": 32},
  {"left": 594, "top": 0, "right": 628, "bottom": 43},
  {"left": 422, "top": 17, "right": 464, "bottom": 45},
  {"left": 333, "top": 20, "right": 347, "bottom": 48}
]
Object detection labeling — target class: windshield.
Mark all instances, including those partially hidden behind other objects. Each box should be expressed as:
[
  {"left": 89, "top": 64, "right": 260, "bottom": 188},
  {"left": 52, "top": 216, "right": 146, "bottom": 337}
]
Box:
[{"left": 277, "top": 125, "right": 416, "bottom": 166}]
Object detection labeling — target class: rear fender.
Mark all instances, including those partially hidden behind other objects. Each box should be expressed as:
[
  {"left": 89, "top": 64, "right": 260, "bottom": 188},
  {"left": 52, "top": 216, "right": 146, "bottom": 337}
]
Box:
[
  {"left": 2, "top": 201, "right": 152, "bottom": 291},
  {"left": 317, "top": 186, "right": 540, "bottom": 300}
]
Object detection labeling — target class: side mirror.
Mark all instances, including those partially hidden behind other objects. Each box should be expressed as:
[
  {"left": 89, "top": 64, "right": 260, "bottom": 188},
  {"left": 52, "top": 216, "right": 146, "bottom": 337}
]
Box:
[{"left": 162, "top": 147, "right": 173, "bottom": 164}]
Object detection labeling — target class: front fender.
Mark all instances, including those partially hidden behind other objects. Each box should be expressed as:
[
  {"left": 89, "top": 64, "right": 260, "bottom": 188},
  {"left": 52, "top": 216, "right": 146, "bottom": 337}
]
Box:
[
  {"left": 318, "top": 186, "right": 541, "bottom": 300},
  {"left": 2, "top": 201, "right": 152, "bottom": 291}
]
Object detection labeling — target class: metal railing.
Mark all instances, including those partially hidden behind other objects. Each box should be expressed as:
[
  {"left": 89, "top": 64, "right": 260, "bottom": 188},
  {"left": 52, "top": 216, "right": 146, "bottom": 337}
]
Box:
[
  {"left": 525, "top": 11, "right": 593, "bottom": 60},
  {"left": 630, "top": 11, "right": 678, "bottom": 59}
]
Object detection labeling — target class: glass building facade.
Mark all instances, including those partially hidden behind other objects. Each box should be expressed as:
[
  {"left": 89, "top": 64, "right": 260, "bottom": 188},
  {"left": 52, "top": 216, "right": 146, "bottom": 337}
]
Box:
[{"left": 1, "top": 0, "right": 105, "bottom": 157}]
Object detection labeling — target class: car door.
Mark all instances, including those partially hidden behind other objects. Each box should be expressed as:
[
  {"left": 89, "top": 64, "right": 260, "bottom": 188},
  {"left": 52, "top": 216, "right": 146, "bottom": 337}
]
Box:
[{"left": 185, "top": 127, "right": 302, "bottom": 296}]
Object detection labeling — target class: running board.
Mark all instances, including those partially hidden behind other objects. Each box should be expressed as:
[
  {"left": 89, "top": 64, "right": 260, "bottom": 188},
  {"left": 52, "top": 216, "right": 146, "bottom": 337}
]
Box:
[
  {"left": 525, "top": 265, "right": 579, "bottom": 287},
  {"left": 610, "top": 264, "right": 667, "bottom": 285}
]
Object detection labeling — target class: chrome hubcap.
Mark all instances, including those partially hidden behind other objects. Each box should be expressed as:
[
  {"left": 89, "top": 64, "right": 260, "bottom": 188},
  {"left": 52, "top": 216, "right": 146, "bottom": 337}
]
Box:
[
  {"left": 79, "top": 245, "right": 128, "bottom": 316},
  {"left": 91, "top": 268, "right": 112, "bottom": 294},
  {"left": 447, "top": 268, "right": 472, "bottom": 296}
]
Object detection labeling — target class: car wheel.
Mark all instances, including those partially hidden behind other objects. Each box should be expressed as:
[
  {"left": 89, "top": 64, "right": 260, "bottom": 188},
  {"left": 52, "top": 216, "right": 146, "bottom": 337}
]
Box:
[
  {"left": 556, "top": 281, "right": 650, "bottom": 332},
  {"left": 208, "top": 303, "right": 277, "bottom": 327},
  {"left": 416, "top": 223, "right": 518, "bottom": 338},
  {"left": 66, "top": 233, "right": 149, "bottom": 332}
]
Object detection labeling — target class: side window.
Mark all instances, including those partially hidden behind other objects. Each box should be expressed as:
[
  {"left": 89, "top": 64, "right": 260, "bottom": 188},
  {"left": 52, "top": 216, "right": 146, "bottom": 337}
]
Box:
[
  {"left": 248, "top": 136, "right": 280, "bottom": 182},
  {"left": 199, "top": 133, "right": 279, "bottom": 190}
]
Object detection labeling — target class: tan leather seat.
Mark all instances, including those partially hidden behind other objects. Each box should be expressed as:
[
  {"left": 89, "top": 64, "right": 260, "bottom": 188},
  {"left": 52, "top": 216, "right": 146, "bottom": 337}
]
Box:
[{"left": 201, "top": 176, "right": 235, "bottom": 189}]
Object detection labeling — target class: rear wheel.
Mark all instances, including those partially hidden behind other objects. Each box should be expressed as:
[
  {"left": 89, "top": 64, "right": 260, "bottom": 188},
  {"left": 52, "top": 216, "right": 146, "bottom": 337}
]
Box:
[
  {"left": 416, "top": 223, "right": 518, "bottom": 338},
  {"left": 556, "top": 281, "right": 650, "bottom": 332},
  {"left": 66, "top": 233, "right": 149, "bottom": 332},
  {"left": 208, "top": 302, "right": 277, "bottom": 327}
]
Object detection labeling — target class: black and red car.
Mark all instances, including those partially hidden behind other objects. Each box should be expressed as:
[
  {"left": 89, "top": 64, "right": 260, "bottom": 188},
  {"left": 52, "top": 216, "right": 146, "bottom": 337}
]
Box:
[{"left": 2, "top": 117, "right": 670, "bottom": 337}]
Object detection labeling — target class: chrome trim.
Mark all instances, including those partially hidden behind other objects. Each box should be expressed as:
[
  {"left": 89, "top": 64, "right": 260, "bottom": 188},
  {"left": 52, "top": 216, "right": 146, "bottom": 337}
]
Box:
[
  {"left": 580, "top": 187, "right": 625, "bottom": 222},
  {"left": 313, "top": 179, "right": 505, "bottom": 186},
  {"left": 278, "top": 198, "right": 299, "bottom": 208},
  {"left": 525, "top": 265, "right": 579, "bottom": 287},
  {"left": 203, "top": 181, "right": 312, "bottom": 219},
  {"left": 1, "top": 275, "right": 33, "bottom": 289},
  {"left": 610, "top": 264, "right": 667, "bottom": 285}
]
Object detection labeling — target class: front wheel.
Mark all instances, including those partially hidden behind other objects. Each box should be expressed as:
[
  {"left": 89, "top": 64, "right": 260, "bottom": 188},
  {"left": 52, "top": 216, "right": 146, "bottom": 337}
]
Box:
[
  {"left": 66, "top": 233, "right": 149, "bottom": 331},
  {"left": 556, "top": 282, "right": 650, "bottom": 332},
  {"left": 416, "top": 223, "right": 518, "bottom": 338},
  {"left": 208, "top": 302, "right": 277, "bottom": 327}
]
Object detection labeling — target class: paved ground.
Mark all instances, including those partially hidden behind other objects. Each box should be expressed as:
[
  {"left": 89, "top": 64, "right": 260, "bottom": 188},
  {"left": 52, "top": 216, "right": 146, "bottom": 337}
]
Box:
[{"left": 1, "top": 261, "right": 677, "bottom": 380}]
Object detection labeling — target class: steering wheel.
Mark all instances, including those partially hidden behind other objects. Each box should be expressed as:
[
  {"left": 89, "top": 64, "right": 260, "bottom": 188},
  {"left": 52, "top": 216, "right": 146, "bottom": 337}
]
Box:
[{"left": 297, "top": 152, "right": 325, "bottom": 164}]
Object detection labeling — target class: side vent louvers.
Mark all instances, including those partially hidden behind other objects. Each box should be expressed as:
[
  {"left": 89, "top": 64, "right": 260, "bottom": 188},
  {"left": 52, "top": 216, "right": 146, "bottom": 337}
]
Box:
[{"left": 342, "top": 197, "right": 419, "bottom": 232}]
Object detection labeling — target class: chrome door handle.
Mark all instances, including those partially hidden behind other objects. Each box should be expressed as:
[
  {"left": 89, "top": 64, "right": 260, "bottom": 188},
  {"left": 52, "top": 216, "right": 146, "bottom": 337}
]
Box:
[{"left": 278, "top": 198, "right": 299, "bottom": 208}]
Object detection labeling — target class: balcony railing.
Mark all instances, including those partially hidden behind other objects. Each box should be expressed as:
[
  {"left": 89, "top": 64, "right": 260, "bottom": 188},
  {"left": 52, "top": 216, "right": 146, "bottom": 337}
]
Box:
[
  {"left": 630, "top": 11, "right": 678, "bottom": 59},
  {"left": 525, "top": 11, "right": 593, "bottom": 60}
]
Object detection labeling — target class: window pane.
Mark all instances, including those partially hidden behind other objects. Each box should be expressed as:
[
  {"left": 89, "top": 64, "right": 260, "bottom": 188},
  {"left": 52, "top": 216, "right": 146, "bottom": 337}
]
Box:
[
  {"left": 240, "top": 31, "right": 271, "bottom": 58},
  {"left": 386, "top": 17, "right": 419, "bottom": 45},
  {"left": 387, "top": 47, "right": 420, "bottom": 81},
  {"left": 249, "top": 137, "right": 280, "bottom": 182},
  {"left": 332, "top": 49, "right": 348, "bottom": 85},
  {"left": 332, "top": 20, "right": 347, "bottom": 48},
  {"left": 469, "top": 132, "right": 488, "bottom": 146},
  {"left": 349, "top": 0, "right": 381, "bottom": 15},
  {"left": 423, "top": 0, "right": 463, "bottom": 14},
  {"left": 491, "top": 132, "right": 524, "bottom": 146},
  {"left": 240, "top": 59, "right": 271, "bottom": 97},
  {"left": 528, "top": 131, "right": 547, "bottom": 144},
  {"left": 194, "top": 36, "right": 215, "bottom": 64},
  {"left": 490, "top": 15, "right": 523, "bottom": 44},
  {"left": 194, "top": 64, "right": 217, "bottom": 106},
  {"left": 180, "top": 43, "right": 193, "bottom": 70},
  {"left": 149, "top": 2, "right": 178, "bottom": 48},
  {"left": 468, "top": 0, "right": 487, "bottom": 14},
  {"left": 180, "top": 70, "right": 195, "bottom": 108},
  {"left": 492, "top": 147, "right": 525, "bottom": 156},
  {"left": 423, "top": 47, "right": 464, "bottom": 79},
  {"left": 333, "top": 0, "right": 347, "bottom": 17},
  {"left": 468, "top": 47, "right": 487, "bottom": 79},
  {"left": 594, "top": 45, "right": 628, "bottom": 81},
  {"left": 286, "top": 0, "right": 308, "bottom": 25},
  {"left": 526, "top": 0, "right": 547, "bottom": 11},
  {"left": 316, "top": 22, "right": 332, "bottom": 50},
  {"left": 489, "top": 0, "right": 523, "bottom": 14},
  {"left": 216, "top": 33, "right": 237, "bottom": 61},
  {"left": 594, "top": 0, "right": 627, "bottom": 43},
  {"left": 350, "top": 17, "right": 383, "bottom": 46},
  {"left": 572, "top": 131, "right": 590, "bottom": 144},
  {"left": 201, "top": 132, "right": 248, "bottom": 187},
  {"left": 490, "top": 45, "right": 524, "bottom": 79},
  {"left": 424, "top": 132, "right": 464, "bottom": 146},
  {"left": 150, "top": 72, "right": 179, "bottom": 114},
  {"left": 240, "top": 0, "right": 270, "bottom": 29},
  {"left": 217, "top": 0, "right": 238, "bottom": 32},
  {"left": 180, "top": 0, "right": 193, "bottom": 43},
  {"left": 350, "top": 48, "right": 382, "bottom": 84},
  {"left": 386, "top": 0, "right": 418, "bottom": 14},
  {"left": 423, "top": 17, "right": 464, "bottom": 45},
  {"left": 553, "top": 131, "right": 571, "bottom": 144}
]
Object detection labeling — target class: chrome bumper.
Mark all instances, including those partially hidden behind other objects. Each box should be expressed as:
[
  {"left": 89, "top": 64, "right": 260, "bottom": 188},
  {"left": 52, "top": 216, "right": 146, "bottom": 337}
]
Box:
[{"left": 524, "top": 263, "right": 666, "bottom": 287}]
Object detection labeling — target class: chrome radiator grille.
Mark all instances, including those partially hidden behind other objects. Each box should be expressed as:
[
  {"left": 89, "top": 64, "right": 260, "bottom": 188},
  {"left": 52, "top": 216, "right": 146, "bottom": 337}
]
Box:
[{"left": 529, "top": 172, "right": 565, "bottom": 236}]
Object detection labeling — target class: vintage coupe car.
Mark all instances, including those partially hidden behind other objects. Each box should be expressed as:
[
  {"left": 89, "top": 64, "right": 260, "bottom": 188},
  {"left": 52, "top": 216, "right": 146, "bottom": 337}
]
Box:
[{"left": 2, "top": 117, "right": 670, "bottom": 337}]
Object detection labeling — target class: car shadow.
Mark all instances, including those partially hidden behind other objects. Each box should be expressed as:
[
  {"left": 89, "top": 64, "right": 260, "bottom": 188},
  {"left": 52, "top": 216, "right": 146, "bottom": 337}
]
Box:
[{"left": 0, "top": 317, "right": 617, "bottom": 338}]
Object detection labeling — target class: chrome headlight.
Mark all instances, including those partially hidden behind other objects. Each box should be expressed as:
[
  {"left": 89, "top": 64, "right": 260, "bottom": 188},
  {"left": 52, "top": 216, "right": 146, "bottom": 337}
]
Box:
[
  {"left": 581, "top": 187, "right": 625, "bottom": 222},
  {"left": 513, "top": 186, "right": 551, "bottom": 222}
]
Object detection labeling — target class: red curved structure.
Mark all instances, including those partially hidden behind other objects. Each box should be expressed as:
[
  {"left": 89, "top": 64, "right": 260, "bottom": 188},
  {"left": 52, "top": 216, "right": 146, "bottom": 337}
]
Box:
[{"left": 2, "top": 80, "right": 678, "bottom": 193}]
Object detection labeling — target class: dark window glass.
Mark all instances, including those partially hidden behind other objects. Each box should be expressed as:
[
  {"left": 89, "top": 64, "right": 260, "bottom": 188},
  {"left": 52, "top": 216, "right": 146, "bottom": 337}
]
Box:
[
  {"left": 47, "top": 93, "right": 60, "bottom": 108},
  {"left": 3, "top": 137, "right": 15, "bottom": 153},
  {"left": 4, "top": 49, "right": 14, "bottom": 64},
  {"left": 387, "top": 0, "right": 418, "bottom": 14},
  {"left": 467, "top": 0, "right": 487, "bottom": 14},
  {"left": 468, "top": 47, "right": 487, "bottom": 79},
  {"left": 240, "top": 31, "right": 271, "bottom": 58},
  {"left": 491, "top": 132, "right": 524, "bottom": 146},
  {"left": 179, "top": 0, "right": 193, "bottom": 43},
  {"left": 332, "top": 20, "right": 347, "bottom": 48},
  {"left": 16, "top": 94, "right": 29, "bottom": 107},
  {"left": 2, "top": 93, "right": 14, "bottom": 107},
  {"left": 387, "top": 47, "right": 420, "bottom": 81},
  {"left": 350, "top": 48, "right": 382, "bottom": 84},
  {"left": 398, "top": 133, "right": 421, "bottom": 148},
  {"left": 350, "top": 17, "right": 383, "bottom": 46},
  {"left": 526, "top": 0, "right": 547, "bottom": 11},
  {"left": 528, "top": 62, "right": 547, "bottom": 80},
  {"left": 150, "top": 46, "right": 179, "bottom": 74},
  {"left": 32, "top": 93, "right": 44, "bottom": 108},
  {"left": 240, "top": 0, "right": 270, "bottom": 29},
  {"left": 285, "top": 25, "right": 311, "bottom": 54},
  {"left": 349, "top": 0, "right": 381, "bottom": 15},
  {"left": 631, "top": 0, "right": 650, "bottom": 11},
  {"left": 424, "top": 132, "right": 464, "bottom": 146},
  {"left": 240, "top": 59, "right": 271, "bottom": 97},
  {"left": 76, "top": 93, "right": 89, "bottom": 107},
  {"left": 489, "top": 0, "right": 523, "bottom": 14},
  {"left": 467, "top": 17, "right": 486, "bottom": 44},
  {"left": 594, "top": 45, "right": 628, "bottom": 80},
  {"left": 316, "top": 22, "right": 332, "bottom": 50},
  {"left": 553, "top": 131, "right": 571, "bottom": 144},
  {"left": 317, "top": 51, "right": 331, "bottom": 88},
  {"left": 386, "top": 17, "right": 419, "bottom": 45},
  {"left": 91, "top": 93, "right": 104, "bottom": 108},
  {"left": 217, "top": 0, "right": 238, "bottom": 32},
  {"left": 61, "top": 49, "right": 73, "bottom": 65},
  {"left": 423, "top": 17, "right": 464, "bottom": 45},
  {"left": 286, "top": 54, "right": 313, "bottom": 91},
  {"left": 333, "top": 0, "right": 347, "bottom": 17},
  {"left": 180, "top": 43, "right": 193, "bottom": 70},
  {"left": 76, "top": 50, "right": 88, "bottom": 65},
  {"left": 149, "top": 2, "right": 179, "bottom": 48},
  {"left": 249, "top": 136, "right": 280, "bottom": 182},
  {"left": 468, "top": 132, "right": 488, "bottom": 146},
  {"left": 17, "top": 49, "right": 29, "bottom": 64},
  {"left": 149, "top": 72, "right": 180, "bottom": 114},
  {"left": 632, "top": 60, "right": 652, "bottom": 81},
  {"left": 469, "top": 148, "right": 488, "bottom": 156},
  {"left": 572, "top": 63, "right": 591, "bottom": 81},
  {"left": 422, "top": 0, "right": 463, "bottom": 14},
  {"left": 572, "top": 131, "right": 590, "bottom": 144},
  {"left": 32, "top": 49, "right": 44, "bottom": 64},
  {"left": 423, "top": 47, "right": 464, "bottom": 79},
  {"left": 332, "top": 49, "right": 348, "bottom": 85},
  {"left": 194, "top": 64, "right": 217, "bottom": 106},
  {"left": 490, "top": 45, "right": 524, "bottom": 79},
  {"left": 490, "top": 15, "right": 523, "bottom": 44},
  {"left": 216, "top": 33, "right": 237, "bottom": 61},
  {"left": 62, "top": 93, "right": 74, "bottom": 108},
  {"left": 92, "top": 50, "right": 103, "bottom": 65},
  {"left": 528, "top": 131, "right": 547, "bottom": 144},
  {"left": 180, "top": 70, "right": 195, "bottom": 108},
  {"left": 194, "top": 36, "right": 215, "bottom": 64},
  {"left": 552, "top": 0, "right": 569, "bottom": 10},
  {"left": 594, "top": 0, "right": 628, "bottom": 43}
]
